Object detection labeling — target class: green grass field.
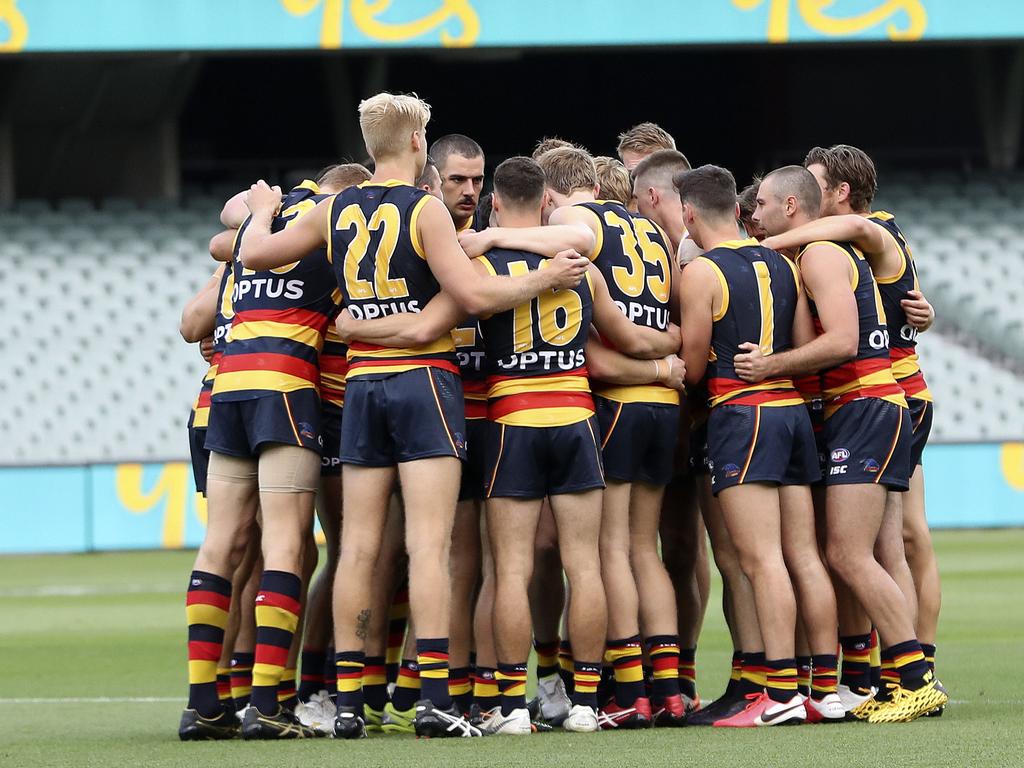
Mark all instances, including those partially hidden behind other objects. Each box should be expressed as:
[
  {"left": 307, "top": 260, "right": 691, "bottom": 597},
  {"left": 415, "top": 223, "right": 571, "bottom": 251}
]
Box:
[{"left": 1, "top": 529, "right": 1022, "bottom": 768}]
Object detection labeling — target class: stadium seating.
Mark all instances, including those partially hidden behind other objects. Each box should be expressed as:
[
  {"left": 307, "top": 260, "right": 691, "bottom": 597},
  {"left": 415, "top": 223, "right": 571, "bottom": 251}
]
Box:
[{"left": 0, "top": 175, "right": 1022, "bottom": 464}]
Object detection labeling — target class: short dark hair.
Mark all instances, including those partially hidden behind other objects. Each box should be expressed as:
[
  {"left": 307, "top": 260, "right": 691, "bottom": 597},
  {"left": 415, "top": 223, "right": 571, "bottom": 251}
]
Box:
[
  {"left": 737, "top": 176, "right": 762, "bottom": 221},
  {"left": 477, "top": 193, "right": 494, "bottom": 226},
  {"left": 429, "top": 133, "right": 484, "bottom": 171},
  {"left": 415, "top": 154, "right": 438, "bottom": 188},
  {"left": 764, "top": 165, "right": 822, "bottom": 215},
  {"left": 673, "top": 164, "right": 737, "bottom": 219},
  {"left": 633, "top": 149, "right": 692, "bottom": 191},
  {"left": 804, "top": 144, "right": 877, "bottom": 212},
  {"left": 493, "top": 156, "right": 546, "bottom": 209}
]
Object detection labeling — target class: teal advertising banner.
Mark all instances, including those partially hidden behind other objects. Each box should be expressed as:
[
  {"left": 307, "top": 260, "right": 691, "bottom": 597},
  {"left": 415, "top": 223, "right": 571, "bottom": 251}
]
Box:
[
  {"left": 2, "top": 1, "right": 1024, "bottom": 55},
  {"left": 0, "top": 442, "right": 1022, "bottom": 554}
]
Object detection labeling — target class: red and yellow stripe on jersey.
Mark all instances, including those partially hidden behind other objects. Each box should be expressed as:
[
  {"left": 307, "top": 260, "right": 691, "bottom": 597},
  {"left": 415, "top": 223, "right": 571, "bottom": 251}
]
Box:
[
  {"left": 487, "top": 370, "right": 595, "bottom": 427},
  {"left": 319, "top": 322, "right": 348, "bottom": 409},
  {"left": 798, "top": 240, "right": 907, "bottom": 418},
  {"left": 453, "top": 322, "right": 488, "bottom": 419},
  {"left": 190, "top": 264, "right": 235, "bottom": 428},
  {"left": 478, "top": 248, "right": 595, "bottom": 428},
  {"left": 700, "top": 240, "right": 805, "bottom": 409},
  {"left": 213, "top": 181, "right": 340, "bottom": 401},
  {"left": 889, "top": 346, "right": 931, "bottom": 400}
]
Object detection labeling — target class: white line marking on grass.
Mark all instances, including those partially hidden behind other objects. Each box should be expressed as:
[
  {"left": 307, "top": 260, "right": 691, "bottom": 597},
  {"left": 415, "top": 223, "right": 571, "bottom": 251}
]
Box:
[{"left": 0, "top": 584, "right": 180, "bottom": 598}]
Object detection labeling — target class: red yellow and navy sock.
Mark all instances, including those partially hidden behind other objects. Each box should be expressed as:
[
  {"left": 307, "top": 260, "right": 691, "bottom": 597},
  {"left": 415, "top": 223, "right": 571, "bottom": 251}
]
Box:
[
  {"left": 250, "top": 570, "right": 302, "bottom": 715},
  {"left": 796, "top": 655, "right": 812, "bottom": 697},
  {"left": 811, "top": 653, "right": 838, "bottom": 699},
  {"left": 185, "top": 570, "right": 232, "bottom": 717},
  {"left": 298, "top": 648, "right": 326, "bottom": 701},
  {"left": 765, "top": 658, "right": 798, "bottom": 703},
  {"left": 416, "top": 638, "right": 452, "bottom": 708},
  {"left": 473, "top": 666, "right": 499, "bottom": 711},
  {"left": 921, "top": 643, "right": 936, "bottom": 674},
  {"left": 534, "top": 638, "right": 561, "bottom": 680},
  {"left": 839, "top": 634, "right": 873, "bottom": 693},
  {"left": 726, "top": 650, "right": 743, "bottom": 696},
  {"left": 385, "top": 583, "right": 409, "bottom": 685},
  {"left": 677, "top": 646, "right": 697, "bottom": 700},
  {"left": 606, "top": 636, "right": 645, "bottom": 707},
  {"left": 874, "top": 646, "right": 896, "bottom": 702},
  {"left": 449, "top": 666, "right": 473, "bottom": 714},
  {"left": 645, "top": 635, "right": 681, "bottom": 700},
  {"left": 869, "top": 629, "right": 882, "bottom": 691},
  {"left": 335, "top": 650, "right": 365, "bottom": 709},
  {"left": 558, "top": 640, "right": 575, "bottom": 694},
  {"left": 572, "top": 661, "right": 602, "bottom": 709},
  {"left": 277, "top": 668, "right": 297, "bottom": 710},
  {"left": 497, "top": 662, "right": 528, "bottom": 716},
  {"left": 391, "top": 658, "right": 421, "bottom": 711},
  {"left": 887, "top": 639, "right": 929, "bottom": 691},
  {"left": 216, "top": 667, "right": 233, "bottom": 705},
  {"left": 738, "top": 651, "right": 768, "bottom": 696},
  {"left": 363, "top": 656, "right": 388, "bottom": 711},
  {"left": 229, "top": 651, "right": 254, "bottom": 710}
]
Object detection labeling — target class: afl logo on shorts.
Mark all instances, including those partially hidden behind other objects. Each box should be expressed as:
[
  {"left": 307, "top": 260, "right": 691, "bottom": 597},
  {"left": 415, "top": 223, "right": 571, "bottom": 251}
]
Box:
[{"left": 831, "top": 448, "right": 850, "bottom": 463}]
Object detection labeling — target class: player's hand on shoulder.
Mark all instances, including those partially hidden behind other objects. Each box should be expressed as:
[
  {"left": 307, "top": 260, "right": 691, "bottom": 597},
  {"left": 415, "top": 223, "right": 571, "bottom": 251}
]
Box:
[
  {"left": 546, "top": 248, "right": 589, "bottom": 289},
  {"left": 199, "top": 335, "right": 215, "bottom": 362},
  {"left": 245, "top": 180, "right": 283, "bottom": 217},
  {"left": 734, "top": 341, "right": 769, "bottom": 383},
  {"left": 901, "top": 289, "right": 934, "bottom": 331},
  {"left": 662, "top": 354, "right": 686, "bottom": 391},
  {"left": 458, "top": 228, "right": 489, "bottom": 258}
]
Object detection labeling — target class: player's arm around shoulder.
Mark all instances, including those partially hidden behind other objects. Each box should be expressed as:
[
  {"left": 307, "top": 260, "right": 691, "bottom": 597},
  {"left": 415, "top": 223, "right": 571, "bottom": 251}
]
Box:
[
  {"left": 589, "top": 263, "right": 679, "bottom": 359},
  {"left": 236, "top": 181, "right": 329, "bottom": 271},
  {"left": 586, "top": 329, "right": 685, "bottom": 390},
  {"left": 335, "top": 292, "right": 466, "bottom": 348},
  {"left": 735, "top": 244, "right": 858, "bottom": 382},
  {"left": 419, "top": 195, "right": 588, "bottom": 315},
  {"left": 678, "top": 256, "right": 718, "bottom": 387},
  {"left": 180, "top": 264, "right": 225, "bottom": 343}
]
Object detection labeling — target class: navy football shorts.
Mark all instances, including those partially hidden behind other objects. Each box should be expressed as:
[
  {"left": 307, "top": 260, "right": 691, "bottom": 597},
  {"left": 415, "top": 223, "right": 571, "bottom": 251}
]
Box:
[
  {"left": 459, "top": 417, "right": 488, "bottom": 502},
  {"left": 907, "top": 397, "right": 932, "bottom": 468},
  {"left": 188, "top": 425, "right": 210, "bottom": 496},
  {"left": 823, "top": 398, "right": 912, "bottom": 491},
  {"left": 340, "top": 367, "right": 467, "bottom": 467},
  {"left": 595, "top": 397, "right": 679, "bottom": 486},
  {"left": 206, "top": 389, "right": 323, "bottom": 459},
  {"left": 708, "top": 403, "right": 821, "bottom": 496},
  {"left": 320, "top": 403, "right": 343, "bottom": 477},
  {"left": 484, "top": 417, "right": 605, "bottom": 499},
  {"left": 688, "top": 418, "right": 711, "bottom": 477}
]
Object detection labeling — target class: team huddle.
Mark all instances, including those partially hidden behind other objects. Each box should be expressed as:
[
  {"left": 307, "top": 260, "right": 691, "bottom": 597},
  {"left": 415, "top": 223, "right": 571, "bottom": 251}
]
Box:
[{"left": 177, "top": 92, "right": 947, "bottom": 741}]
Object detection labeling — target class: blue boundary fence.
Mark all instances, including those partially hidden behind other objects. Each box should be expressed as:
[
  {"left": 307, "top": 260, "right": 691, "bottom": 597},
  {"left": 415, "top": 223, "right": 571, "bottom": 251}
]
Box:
[{"left": 1, "top": 442, "right": 1022, "bottom": 554}]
